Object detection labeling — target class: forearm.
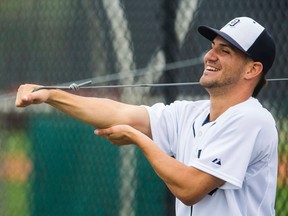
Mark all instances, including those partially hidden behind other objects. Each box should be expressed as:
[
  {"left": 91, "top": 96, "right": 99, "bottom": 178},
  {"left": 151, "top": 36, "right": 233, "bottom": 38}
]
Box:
[
  {"left": 46, "top": 90, "right": 128, "bottom": 128},
  {"left": 131, "top": 131, "right": 204, "bottom": 204},
  {"left": 47, "top": 90, "right": 152, "bottom": 136},
  {"left": 96, "top": 125, "right": 193, "bottom": 194}
]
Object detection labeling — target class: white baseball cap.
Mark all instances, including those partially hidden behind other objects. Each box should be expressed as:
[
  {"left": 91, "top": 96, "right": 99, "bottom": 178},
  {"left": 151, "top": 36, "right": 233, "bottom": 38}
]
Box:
[{"left": 198, "top": 17, "right": 276, "bottom": 74}]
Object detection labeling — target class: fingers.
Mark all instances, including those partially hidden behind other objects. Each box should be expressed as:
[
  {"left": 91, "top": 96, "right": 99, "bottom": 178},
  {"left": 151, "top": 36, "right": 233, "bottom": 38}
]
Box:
[
  {"left": 94, "top": 126, "right": 135, "bottom": 146},
  {"left": 94, "top": 128, "right": 115, "bottom": 143},
  {"left": 94, "top": 125, "right": 129, "bottom": 135},
  {"left": 15, "top": 84, "right": 45, "bottom": 107},
  {"left": 15, "top": 85, "right": 30, "bottom": 107},
  {"left": 94, "top": 128, "right": 119, "bottom": 145},
  {"left": 94, "top": 128, "right": 113, "bottom": 136}
]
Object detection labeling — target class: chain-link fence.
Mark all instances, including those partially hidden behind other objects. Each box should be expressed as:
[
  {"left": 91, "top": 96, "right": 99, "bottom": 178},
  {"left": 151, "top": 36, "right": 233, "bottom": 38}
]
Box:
[{"left": 0, "top": 0, "right": 287, "bottom": 215}]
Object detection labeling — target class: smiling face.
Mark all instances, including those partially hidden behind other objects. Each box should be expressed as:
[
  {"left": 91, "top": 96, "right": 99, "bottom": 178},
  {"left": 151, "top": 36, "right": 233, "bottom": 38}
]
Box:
[{"left": 200, "top": 36, "right": 253, "bottom": 95}]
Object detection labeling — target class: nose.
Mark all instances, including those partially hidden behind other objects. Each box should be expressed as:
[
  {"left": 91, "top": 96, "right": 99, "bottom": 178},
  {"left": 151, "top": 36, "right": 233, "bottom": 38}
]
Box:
[{"left": 204, "top": 48, "right": 218, "bottom": 63}]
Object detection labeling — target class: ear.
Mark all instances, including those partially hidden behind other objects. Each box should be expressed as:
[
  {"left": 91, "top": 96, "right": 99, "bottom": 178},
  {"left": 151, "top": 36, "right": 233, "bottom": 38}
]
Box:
[{"left": 244, "top": 61, "right": 263, "bottom": 80}]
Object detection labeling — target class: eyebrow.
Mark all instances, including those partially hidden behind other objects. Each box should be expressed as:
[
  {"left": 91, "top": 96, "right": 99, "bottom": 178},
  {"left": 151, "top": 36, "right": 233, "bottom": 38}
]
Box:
[
  {"left": 212, "top": 40, "right": 234, "bottom": 50},
  {"left": 212, "top": 40, "right": 238, "bottom": 52}
]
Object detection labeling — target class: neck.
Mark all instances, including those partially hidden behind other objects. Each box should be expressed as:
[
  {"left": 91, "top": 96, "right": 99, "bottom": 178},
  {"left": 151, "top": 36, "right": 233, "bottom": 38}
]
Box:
[{"left": 208, "top": 88, "right": 251, "bottom": 121}]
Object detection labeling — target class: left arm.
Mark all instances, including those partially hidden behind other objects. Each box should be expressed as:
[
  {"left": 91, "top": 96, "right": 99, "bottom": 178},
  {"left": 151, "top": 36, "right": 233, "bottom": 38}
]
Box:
[{"left": 95, "top": 125, "right": 224, "bottom": 205}]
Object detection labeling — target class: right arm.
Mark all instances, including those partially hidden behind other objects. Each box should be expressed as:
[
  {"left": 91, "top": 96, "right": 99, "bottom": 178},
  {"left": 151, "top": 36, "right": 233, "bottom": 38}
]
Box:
[
  {"left": 95, "top": 125, "right": 225, "bottom": 205},
  {"left": 15, "top": 84, "right": 151, "bottom": 137}
]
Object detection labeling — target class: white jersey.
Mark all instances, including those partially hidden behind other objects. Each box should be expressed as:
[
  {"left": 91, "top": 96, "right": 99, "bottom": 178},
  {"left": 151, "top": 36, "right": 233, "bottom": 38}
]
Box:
[{"left": 146, "top": 97, "right": 278, "bottom": 216}]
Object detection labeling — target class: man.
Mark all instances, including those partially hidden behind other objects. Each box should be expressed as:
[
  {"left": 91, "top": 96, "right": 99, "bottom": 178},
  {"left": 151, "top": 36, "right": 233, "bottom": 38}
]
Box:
[{"left": 16, "top": 17, "right": 278, "bottom": 215}]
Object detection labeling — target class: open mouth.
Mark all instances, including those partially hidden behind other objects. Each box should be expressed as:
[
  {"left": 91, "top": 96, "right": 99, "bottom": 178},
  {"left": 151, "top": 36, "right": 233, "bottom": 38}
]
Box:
[{"left": 206, "top": 65, "right": 220, "bottom": 72}]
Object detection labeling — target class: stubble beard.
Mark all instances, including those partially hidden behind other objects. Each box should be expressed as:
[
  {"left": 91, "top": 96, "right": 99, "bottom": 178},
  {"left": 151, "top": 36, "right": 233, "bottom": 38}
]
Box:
[{"left": 199, "top": 73, "right": 241, "bottom": 95}]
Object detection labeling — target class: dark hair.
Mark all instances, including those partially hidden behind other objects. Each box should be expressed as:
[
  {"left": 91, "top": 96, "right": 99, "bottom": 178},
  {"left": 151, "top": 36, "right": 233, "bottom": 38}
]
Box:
[{"left": 252, "top": 74, "right": 267, "bottom": 97}]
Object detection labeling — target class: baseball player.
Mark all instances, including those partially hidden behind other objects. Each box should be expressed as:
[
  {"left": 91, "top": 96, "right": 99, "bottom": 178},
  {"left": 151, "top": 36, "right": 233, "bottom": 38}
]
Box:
[{"left": 16, "top": 17, "right": 278, "bottom": 216}]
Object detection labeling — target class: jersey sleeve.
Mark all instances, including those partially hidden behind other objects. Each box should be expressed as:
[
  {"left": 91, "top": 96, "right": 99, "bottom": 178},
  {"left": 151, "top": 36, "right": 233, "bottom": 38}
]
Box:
[
  {"left": 144, "top": 102, "right": 179, "bottom": 156},
  {"left": 145, "top": 100, "right": 208, "bottom": 157},
  {"left": 146, "top": 100, "right": 198, "bottom": 156}
]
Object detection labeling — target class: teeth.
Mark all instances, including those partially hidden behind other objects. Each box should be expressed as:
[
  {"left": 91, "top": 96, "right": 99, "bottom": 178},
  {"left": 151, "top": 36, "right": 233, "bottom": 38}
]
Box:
[{"left": 206, "top": 66, "right": 219, "bottom": 71}]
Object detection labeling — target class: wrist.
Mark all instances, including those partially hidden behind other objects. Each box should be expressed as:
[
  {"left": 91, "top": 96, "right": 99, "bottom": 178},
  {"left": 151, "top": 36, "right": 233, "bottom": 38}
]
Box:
[{"left": 46, "top": 89, "right": 63, "bottom": 104}]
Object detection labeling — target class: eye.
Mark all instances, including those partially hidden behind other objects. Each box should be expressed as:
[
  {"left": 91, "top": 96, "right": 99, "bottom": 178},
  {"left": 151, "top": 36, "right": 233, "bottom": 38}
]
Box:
[{"left": 222, "top": 49, "right": 230, "bottom": 54}]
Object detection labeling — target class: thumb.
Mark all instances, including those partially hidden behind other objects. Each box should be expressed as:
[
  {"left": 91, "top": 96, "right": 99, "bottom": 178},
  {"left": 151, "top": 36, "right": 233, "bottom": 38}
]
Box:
[
  {"left": 24, "top": 92, "right": 41, "bottom": 105},
  {"left": 15, "top": 93, "right": 34, "bottom": 107},
  {"left": 94, "top": 128, "right": 112, "bottom": 136}
]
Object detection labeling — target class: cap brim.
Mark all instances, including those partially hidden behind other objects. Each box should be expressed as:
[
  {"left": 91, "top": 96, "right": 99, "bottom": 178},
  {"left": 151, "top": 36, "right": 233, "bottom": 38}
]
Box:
[{"left": 198, "top": 26, "right": 247, "bottom": 55}]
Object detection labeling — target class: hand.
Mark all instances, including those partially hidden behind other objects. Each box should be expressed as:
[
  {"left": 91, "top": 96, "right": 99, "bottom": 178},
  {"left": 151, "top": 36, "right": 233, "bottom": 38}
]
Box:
[
  {"left": 15, "top": 84, "right": 50, "bottom": 107},
  {"left": 94, "top": 125, "right": 143, "bottom": 146}
]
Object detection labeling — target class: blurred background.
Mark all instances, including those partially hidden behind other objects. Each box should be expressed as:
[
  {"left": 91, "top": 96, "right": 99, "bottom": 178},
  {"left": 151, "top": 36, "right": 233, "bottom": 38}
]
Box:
[{"left": 0, "top": 0, "right": 287, "bottom": 215}]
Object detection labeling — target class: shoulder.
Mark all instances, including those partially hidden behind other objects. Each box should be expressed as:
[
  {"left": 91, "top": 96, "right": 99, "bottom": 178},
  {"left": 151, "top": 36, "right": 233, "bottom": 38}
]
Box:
[
  {"left": 145, "top": 100, "right": 210, "bottom": 120},
  {"left": 230, "top": 98, "right": 276, "bottom": 126},
  {"left": 151, "top": 99, "right": 210, "bottom": 112},
  {"left": 145, "top": 99, "right": 210, "bottom": 125},
  {"left": 212, "top": 98, "right": 277, "bottom": 140}
]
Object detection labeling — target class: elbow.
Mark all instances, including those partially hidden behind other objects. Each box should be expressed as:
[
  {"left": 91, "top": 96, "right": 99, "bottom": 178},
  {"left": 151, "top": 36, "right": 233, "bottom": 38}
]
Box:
[
  {"left": 178, "top": 196, "right": 199, "bottom": 206},
  {"left": 168, "top": 181, "right": 206, "bottom": 206},
  {"left": 176, "top": 191, "right": 203, "bottom": 206}
]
